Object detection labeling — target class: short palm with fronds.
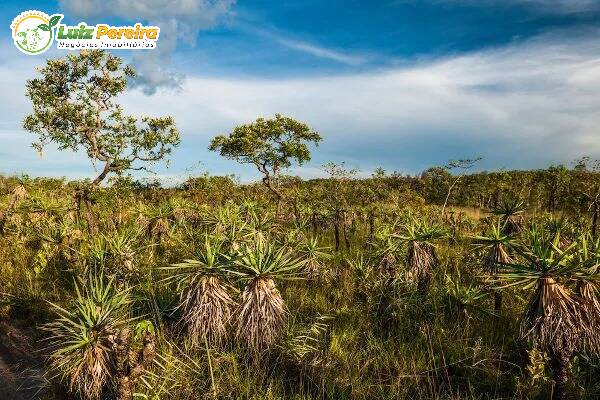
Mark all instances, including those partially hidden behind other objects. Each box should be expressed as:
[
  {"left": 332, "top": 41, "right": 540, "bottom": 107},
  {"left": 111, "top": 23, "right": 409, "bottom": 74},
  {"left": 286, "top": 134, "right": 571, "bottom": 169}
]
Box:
[
  {"left": 230, "top": 238, "right": 306, "bottom": 352},
  {"left": 472, "top": 222, "right": 514, "bottom": 310},
  {"left": 572, "top": 234, "right": 600, "bottom": 354},
  {"left": 163, "top": 234, "right": 236, "bottom": 348},
  {"left": 44, "top": 275, "right": 130, "bottom": 399},
  {"left": 496, "top": 227, "right": 588, "bottom": 400},
  {"left": 298, "top": 237, "right": 331, "bottom": 279},
  {"left": 395, "top": 219, "right": 446, "bottom": 293},
  {"left": 373, "top": 224, "right": 400, "bottom": 278},
  {"left": 489, "top": 197, "right": 526, "bottom": 235}
]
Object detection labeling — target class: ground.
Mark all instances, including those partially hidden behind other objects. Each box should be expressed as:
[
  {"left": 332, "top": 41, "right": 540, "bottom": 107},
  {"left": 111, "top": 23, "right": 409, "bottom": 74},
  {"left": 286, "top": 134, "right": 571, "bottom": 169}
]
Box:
[{"left": 0, "top": 320, "right": 46, "bottom": 400}]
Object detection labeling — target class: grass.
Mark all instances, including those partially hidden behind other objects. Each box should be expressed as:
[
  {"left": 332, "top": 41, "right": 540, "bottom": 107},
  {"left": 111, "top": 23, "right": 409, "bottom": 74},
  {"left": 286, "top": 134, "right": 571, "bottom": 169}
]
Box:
[{"left": 0, "top": 178, "right": 599, "bottom": 400}]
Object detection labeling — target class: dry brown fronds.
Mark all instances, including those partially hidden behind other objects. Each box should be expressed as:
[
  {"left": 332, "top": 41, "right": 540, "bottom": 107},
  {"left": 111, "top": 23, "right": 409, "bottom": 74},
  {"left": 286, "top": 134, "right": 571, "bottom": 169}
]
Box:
[
  {"left": 484, "top": 243, "right": 511, "bottom": 274},
  {"left": 378, "top": 251, "right": 397, "bottom": 278},
  {"left": 183, "top": 275, "right": 236, "bottom": 348},
  {"left": 8, "top": 184, "right": 28, "bottom": 209},
  {"left": 304, "top": 258, "right": 321, "bottom": 280},
  {"left": 235, "top": 277, "right": 285, "bottom": 352},
  {"left": 576, "top": 281, "right": 600, "bottom": 354},
  {"left": 69, "top": 339, "right": 111, "bottom": 400},
  {"left": 405, "top": 241, "right": 438, "bottom": 292},
  {"left": 521, "top": 277, "right": 584, "bottom": 354},
  {"left": 149, "top": 217, "right": 169, "bottom": 241}
]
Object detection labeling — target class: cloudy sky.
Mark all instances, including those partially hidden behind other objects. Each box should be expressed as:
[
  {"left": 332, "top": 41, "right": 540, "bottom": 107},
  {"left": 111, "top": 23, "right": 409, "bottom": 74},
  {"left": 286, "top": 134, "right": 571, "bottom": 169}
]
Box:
[{"left": 2, "top": 0, "right": 600, "bottom": 183}]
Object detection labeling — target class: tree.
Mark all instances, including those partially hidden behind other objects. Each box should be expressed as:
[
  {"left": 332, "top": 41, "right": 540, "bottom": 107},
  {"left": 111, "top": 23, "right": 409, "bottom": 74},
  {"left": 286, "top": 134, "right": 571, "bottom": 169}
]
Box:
[
  {"left": 321, "top": 162, "right": 358, "bottom": 251},
  {"left": 572, "top": 157, "right": 600, "bottom": 237},
  {"left": 440, "top": 157, "right": 482, "bottom": 215},
  {"left": 472, "top": 222, "right": 514, "bottom": 311},
  {"left": 23, "top": 50, "right": 180, "bottom": 230},
  {"left": 209, "top": 114, "right": 321, "bottom": 215}
]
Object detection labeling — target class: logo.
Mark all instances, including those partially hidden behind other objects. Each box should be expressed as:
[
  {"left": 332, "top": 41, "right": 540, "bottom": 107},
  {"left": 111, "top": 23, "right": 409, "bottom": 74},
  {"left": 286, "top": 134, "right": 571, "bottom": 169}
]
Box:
[
  {"left": 11, "top": 10, "right": 160, "bottom": 55},
  {"left": 11, "top": 11, "right": 61, "bottom": 55}
]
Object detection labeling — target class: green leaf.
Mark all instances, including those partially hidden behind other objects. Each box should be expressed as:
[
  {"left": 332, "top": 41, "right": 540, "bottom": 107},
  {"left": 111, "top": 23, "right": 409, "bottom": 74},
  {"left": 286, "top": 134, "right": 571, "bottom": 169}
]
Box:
[
  {"left": 49, "top": 15, "right": 62, "bottom": 28},
  {"left": 38, "top": 24, "right": 50, "bottom": 31}
]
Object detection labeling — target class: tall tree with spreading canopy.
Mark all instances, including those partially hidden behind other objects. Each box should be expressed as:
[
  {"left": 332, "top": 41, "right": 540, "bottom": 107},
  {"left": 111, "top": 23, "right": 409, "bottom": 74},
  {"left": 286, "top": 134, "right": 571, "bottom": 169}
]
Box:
[
  {"left": 23, "top": 50, "right": 180, "bottom": 231},
  {"left": 209, "top": 114, "right": 321, "bottom": 215}
]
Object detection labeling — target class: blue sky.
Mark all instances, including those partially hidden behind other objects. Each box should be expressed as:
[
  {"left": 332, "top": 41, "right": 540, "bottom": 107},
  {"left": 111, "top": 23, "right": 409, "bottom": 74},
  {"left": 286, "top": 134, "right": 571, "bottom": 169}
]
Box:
[{"left": 2, "top": 0, "right": 600, "bottom": 183}]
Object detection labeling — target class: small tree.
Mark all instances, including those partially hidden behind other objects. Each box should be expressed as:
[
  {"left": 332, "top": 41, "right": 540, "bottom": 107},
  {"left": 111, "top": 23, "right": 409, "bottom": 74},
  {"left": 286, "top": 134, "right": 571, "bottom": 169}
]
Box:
[
  {"left": 440, "top": 157, "right": 482, "bottom": 215},
  {"left": 322, "top": 162, "right": 358, "bottom": 251},
  {"left": 23, "top": 50, "right": 180, "bottom": 230},
  {"left": 209, "top": 114, "right": 321, "bottom": 215},
  {"left": 573, "top": 157, "right": 600, "bottom": 237}
]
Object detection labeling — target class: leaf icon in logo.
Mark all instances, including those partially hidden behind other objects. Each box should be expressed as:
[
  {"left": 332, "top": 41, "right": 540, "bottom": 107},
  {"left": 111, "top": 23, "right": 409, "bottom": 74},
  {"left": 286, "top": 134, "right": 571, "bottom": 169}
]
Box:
[
  {"left": 38, "top": 24, "right": 50, "bottom": 31},
  {"left": 49, "top": 15, "right": 62, "bottom": 28}
]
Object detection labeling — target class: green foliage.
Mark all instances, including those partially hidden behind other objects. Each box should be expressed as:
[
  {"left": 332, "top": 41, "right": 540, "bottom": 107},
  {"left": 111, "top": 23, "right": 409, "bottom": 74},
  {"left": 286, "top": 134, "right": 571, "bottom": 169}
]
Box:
[
  {"left": 44, "top": 274, "right": 130, "bottom": 398},
  {"left": 4, "top": 162, "right": 600, "bottom": 399},
  {"left": 209, "top": 114, "right": 321, "bottom": 205},
  {"left": 23, "top": 50, "right": 180, "bottom": 185},
  {"left": 209, "top": 114, "right": 322, "bottom": 174},
  {"left": 231, "top": 238, "right": 307, "bottom": 280}
]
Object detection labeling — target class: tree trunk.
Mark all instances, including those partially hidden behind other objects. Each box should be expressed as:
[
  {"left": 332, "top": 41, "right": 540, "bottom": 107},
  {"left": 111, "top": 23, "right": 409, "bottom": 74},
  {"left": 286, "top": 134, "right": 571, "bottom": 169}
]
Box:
[
  {"left": 494, "top": 292, "right": 502, "bottom": 312},
  {"left": 275, "top": 197, "right": 282, "bottom": 219},
  {"left": 592, "top": 202, "right": 598, "bottom": 238},
  {"left": 333, "top": 210, "right": 340, "bottom": 252},
  {"left": 342, "top": 211, "right": 351, "bottom": 250},
  {"left": 262, "top": 175, "right": 283, "bottom": 219},
  {"left": 112, "top": 328, "right": 156, "bottom": 400},
  {"left": 75, "top": 191, "right": 98, "bottom": 235},
  {"left": 441, "top": 177, "right": 460, "bottom": 216},
  {"left": 83, "top": 197, "right": 99, "bottom": 235},
  {"left": 293, "top": 201, "right": 300, "bottom": 225},
  {"left": 368, "top": 211, "right": 375, "bottom": 242},
  {"left": 549, "top": 349, "right": 571, "bottom": 400}
]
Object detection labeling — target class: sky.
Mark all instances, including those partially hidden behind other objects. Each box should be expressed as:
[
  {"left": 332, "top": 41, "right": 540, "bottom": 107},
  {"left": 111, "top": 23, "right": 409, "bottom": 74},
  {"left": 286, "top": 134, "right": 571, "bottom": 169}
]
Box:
[{"left": 1, "top": 0, "right": 600, "bottom": 183}]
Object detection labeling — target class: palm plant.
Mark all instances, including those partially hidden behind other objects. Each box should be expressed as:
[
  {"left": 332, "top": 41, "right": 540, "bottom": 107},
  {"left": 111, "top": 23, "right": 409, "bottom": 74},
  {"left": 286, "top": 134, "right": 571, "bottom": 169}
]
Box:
[
  {"left": 395, "top": 219, "right": 446, "bottom": 293},
  {"left": 18, "top": 194, "right": 70, "bottom": 219},
  {"left": 205, "top": 203, "right": 243, "bottom": 234},
  {"left": 230, "top": 238, "right": 306, "bottom": 352},
  {"left": 8, "top": 176, "right": 30, "bottom": 210},
  {"left": 82, "top": 227, "right": 141, "bottom": 282},
  {"left": 545, "top": 215, "right": 574, "bottom": 249},
  {"left": 106, "top": 226, "right": 141, "bottom": 280},
  {"left": 36, "top": 217, "right": 81, "bottom": 263},
  {"left": 162, "top": 234, "right": 236, "bottom": 348},
  {"left": 345, "top": 251, "right": 375, "bottom": 297},
  {"left": 137, "top": 202, "right": 175, "bottom": 242},
  {"left": 472, "top": 222, "right": 514, "bottom": 310},
  {"left": 496, "top": 227, "right": 588, "bottom": 400},
  {"left": 44, "top": 274, "right": 130, "bottom": 399},
  {"left": 298, "top": 237, "right": 331, "bottom": 279},
  {"left": 572, "top": 234, "right": 600, "bottom": 354},
  {"left": 372, "top": 224, "right": 400, "bottom": 278},
  {"left": 444, "top": 272, "right": 487, "bottom": 319},
  {"left": 489, "top": 197, "right": 526, "bottom": 235},
  {"left": 247, "top": 210, "right": 275, "bottom": 242}
]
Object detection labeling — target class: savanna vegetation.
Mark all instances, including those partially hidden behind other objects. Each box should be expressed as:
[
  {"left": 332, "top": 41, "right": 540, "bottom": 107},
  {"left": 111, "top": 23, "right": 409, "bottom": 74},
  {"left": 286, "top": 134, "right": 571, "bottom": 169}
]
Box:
[{"left": 1, "top": 50, "right": 600, "bottom": 400}]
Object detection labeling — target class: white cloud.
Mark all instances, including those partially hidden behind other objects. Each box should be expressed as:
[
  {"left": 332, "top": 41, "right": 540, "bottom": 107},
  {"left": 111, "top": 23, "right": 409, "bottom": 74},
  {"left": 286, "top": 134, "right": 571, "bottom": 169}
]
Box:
[
  {"left": 58, "top": 0, "right": 235, "bottom": 94},
  {"left": 273, "top": 37, "right": 367, "bottom": 66},
  {"left": 2, "top": 29, "right": 600, "bottom": 181}
]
